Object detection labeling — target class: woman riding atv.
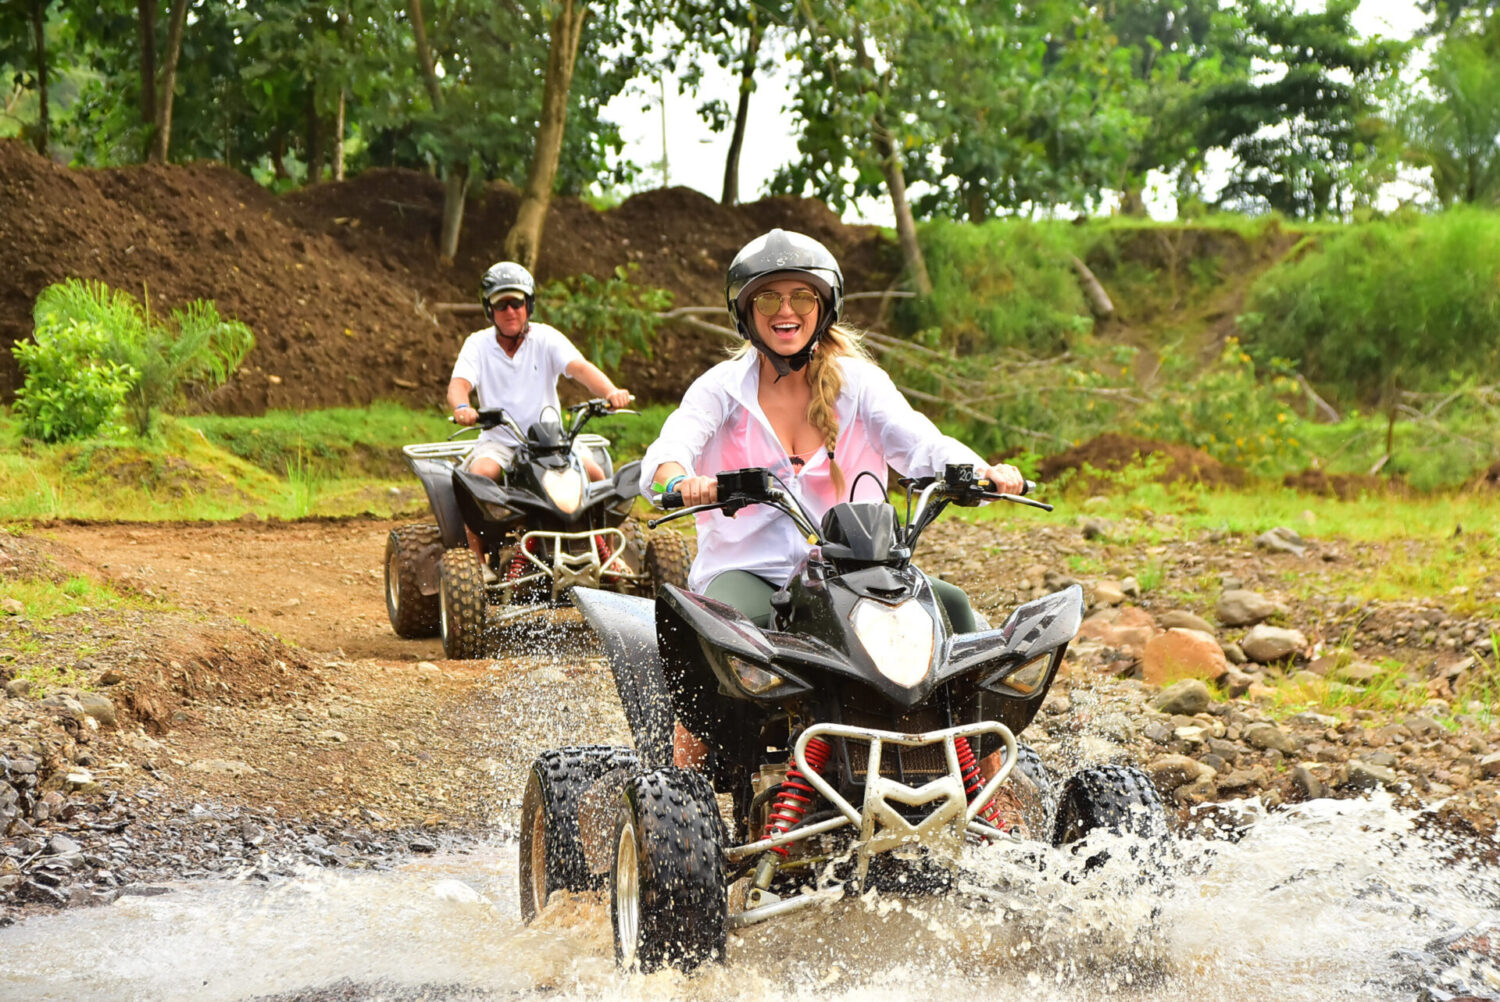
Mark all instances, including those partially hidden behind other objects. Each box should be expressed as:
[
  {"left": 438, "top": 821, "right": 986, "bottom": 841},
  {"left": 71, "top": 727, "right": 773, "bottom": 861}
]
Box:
[{"left": 641, "top": 229, "right": 1024, "bottom": 768}]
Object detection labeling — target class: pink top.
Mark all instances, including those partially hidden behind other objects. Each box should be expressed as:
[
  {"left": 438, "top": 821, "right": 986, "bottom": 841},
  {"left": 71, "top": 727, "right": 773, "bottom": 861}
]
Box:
[{"left": 640, "top": 352, "right": 986, "bottom": 591}]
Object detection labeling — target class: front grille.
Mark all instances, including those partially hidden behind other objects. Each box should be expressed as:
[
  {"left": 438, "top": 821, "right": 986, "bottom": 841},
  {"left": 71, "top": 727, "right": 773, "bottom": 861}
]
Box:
[{"left": 836, "top": 706, "right": 950, "bottom": 779}]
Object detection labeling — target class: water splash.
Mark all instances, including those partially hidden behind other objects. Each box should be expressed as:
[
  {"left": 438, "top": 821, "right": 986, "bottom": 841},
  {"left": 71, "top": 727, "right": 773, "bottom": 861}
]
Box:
[{"left": 2, "top": 790, "right": 1495, "bottom": 1002}]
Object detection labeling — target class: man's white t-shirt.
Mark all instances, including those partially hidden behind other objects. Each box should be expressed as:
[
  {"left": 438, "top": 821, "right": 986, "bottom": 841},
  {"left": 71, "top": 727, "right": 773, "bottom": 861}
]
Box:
[{"left": 451, "top": 322, "right": 585, "bottom": 448}]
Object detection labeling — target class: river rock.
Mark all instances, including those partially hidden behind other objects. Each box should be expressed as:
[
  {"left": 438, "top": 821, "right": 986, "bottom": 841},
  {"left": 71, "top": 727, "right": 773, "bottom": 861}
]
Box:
[
  {"left": 1153, "top": 678, "right": 1212, "bottom": 716},
  {"left": 1146, "top": 754, "right": 1214, "bottom": 792},
  {"left": 1242, "top": 624, "right": 1307, "bottom": 663},
  {"left": 1092, "top": 580, "right": 1126, "bottom": 606},
  {"left": 1479, "top": 752, "right": 1500, "bottom": 779},
  {"left": 1142, "top": 629, "right": 1228, "bottom": 686},
  {"left": 186, "top": 759, "right": 257, "bottom": 776},
  {"left": 1331, "top": 660, "right": 1384, "bottom": 685},
  {"left": 1217, "top": 590, "right": 1277, "bottom": 627},
  {"left": 1, "top": 598, "right": 24, "bottom": 616},
  {"left": 4, "top": 678, "right": 30, "bottom": 698},
  {"left": 1291, "top": 764, "right": 1324, "bottom": 799},
  {"left": 1255, "top": 527, "right": 1307, "bottom": 556},
  {"left": 1077, "top": 606, "right": 1156, "bottom": 653},
  {"left": 1243, "top": 722, "right": 1297, "bottom": 754},
  {"left": 1347, "top": 760, "right": 1399, "bottom": 790},
  {"left": 1159, "top": 609, "right": 1216, "bottom": 634},
  {"left": 76, "top": 692, "right": 116, "bottom": 727}
]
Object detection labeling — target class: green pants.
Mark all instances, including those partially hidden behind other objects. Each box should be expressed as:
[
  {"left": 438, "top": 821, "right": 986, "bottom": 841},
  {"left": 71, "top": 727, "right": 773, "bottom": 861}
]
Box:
[{"left": 703, "top": 569, "right": 978, "bottom": 633}]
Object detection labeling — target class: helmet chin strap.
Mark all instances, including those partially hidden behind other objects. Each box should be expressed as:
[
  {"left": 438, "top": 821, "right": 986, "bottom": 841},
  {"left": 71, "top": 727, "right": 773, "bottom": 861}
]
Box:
[{"left": 742, "top": 320, "right": 828, "bottom": 382}]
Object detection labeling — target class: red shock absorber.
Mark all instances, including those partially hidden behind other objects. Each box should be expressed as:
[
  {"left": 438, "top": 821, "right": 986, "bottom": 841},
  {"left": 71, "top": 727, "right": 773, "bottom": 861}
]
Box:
[
  {"left": 763, "top": 737, "right": 833, "bottom": 856},
  {"left": 595, "top": 534, "right": 616, "bottom": 581},
  {"left": 504, "top": 538, "right": 535, "bottom": 582},
  {"left": 956, "top": 736, "right": 1005, "bottom": 830}
]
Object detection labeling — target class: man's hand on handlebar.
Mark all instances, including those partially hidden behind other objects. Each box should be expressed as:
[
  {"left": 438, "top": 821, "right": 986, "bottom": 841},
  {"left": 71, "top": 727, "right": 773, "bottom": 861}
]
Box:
[
  {"left": 604, "top": 388, "right": 633, "bottom": 411},
  {"left": 452, "top": 406, "right": 479, "bottom": 427}
]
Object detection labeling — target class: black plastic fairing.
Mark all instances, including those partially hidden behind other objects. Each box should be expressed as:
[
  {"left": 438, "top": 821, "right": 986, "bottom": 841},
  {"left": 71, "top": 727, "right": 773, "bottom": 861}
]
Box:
[
  {"left": 940, "top": 584, "right": 1084, "bottom": 679},
  {"left": 571, "top": 587, "right": 673, "bottom": 769},
  {"left": 409, "top": 456, "right": 468, "bottom": 549},
  {"left": 820, "top": 501, "right": 899, "bottom": 564}
]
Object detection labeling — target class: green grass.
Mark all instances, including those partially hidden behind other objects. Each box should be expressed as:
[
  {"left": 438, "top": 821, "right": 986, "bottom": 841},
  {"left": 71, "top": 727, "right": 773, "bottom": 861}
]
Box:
[
  {"left": 0, "top": 400, "right": 674, "bottom": 523},
  {"left": 0, "top": 573, "right": 148, "bottom": 621}
]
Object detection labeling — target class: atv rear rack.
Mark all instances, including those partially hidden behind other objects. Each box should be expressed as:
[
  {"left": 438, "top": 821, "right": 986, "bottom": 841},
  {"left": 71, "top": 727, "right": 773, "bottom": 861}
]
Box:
[{"left": 725, "top": 720, "right": 1019, "bottom": 929}]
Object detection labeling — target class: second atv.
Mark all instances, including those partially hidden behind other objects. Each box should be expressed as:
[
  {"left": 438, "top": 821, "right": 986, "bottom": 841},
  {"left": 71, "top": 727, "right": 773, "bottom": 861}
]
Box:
[{"left": 383, "top": 398, "right": 691, "bottom": 658}]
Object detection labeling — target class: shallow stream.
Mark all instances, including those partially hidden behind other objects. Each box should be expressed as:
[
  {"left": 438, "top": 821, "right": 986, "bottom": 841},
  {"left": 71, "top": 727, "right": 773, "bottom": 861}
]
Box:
[{"left": 2, "top": 791, "right": 1496, "bottom": 1002}]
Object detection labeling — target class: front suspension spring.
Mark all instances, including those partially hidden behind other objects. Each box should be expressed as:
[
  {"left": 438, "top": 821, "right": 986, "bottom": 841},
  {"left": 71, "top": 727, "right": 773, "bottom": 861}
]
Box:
[
  {"left": 763, "top": 737, "right": 833, "bottom": 856},
  {"left": 957, "top": 736, "right": 1005, "bottom": 830}
]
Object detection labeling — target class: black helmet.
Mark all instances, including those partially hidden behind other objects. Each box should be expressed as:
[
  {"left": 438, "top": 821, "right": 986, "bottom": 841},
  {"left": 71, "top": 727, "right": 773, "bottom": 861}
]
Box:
[
  {"left": 479, "top": 261, "right": 536, "bottom": 322},
  {"left": 725, "top": 229, "right": 844, "bottom": 338}
]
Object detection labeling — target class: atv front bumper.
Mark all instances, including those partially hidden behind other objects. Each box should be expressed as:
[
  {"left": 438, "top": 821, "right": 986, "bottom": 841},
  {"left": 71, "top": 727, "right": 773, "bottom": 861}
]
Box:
[
  {"left": 495, "top": 526, "right": 646, "bottom": 605},
  {"left": 725, "top": 720, "right": 1020, "bottom": 929}
]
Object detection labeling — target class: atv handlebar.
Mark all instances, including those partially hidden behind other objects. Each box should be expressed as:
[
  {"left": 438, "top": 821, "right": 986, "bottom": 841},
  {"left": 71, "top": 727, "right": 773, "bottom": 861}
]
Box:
[{"left": 647, "top": 465, "right": 1052, "bottom": 545}]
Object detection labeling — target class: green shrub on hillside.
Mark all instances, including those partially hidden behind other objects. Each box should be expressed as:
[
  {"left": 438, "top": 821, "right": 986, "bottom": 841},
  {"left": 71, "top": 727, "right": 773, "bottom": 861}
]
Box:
[
  {"left": 1134, "top": 339, "right": 1306, "bottom": 474},
  {"left": 1240, "top": 209, "right": 1500, "bottom": 405},
  {"left": 539, "top": 264, "right": 672, "bottom": 371},
  {"left": 11, "top": 318, "right": 135, "bottom": 443},
  {"left": 906, "top": 219, "right": 1092, "bottom": 354},
  {"left": 17, "top": 279, "right": 256, "bottom": 439}
]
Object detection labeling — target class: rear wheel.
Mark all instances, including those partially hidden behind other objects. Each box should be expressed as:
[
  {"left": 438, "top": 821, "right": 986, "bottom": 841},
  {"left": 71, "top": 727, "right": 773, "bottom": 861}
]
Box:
[
  {"left": 611, "top": 768, "right": 727, "bottom": 972},
  {"left": 438, "top": 547, "right": 488, "bottom": 659},
  {"left": 385, "top": 524, "right": 441, "bottom": 638},
  {"left": 520, "top": 746, "right": 640, "bottom": 923},
  {"left": 644, "top": 530, "right": 691, "bottom": 594}
]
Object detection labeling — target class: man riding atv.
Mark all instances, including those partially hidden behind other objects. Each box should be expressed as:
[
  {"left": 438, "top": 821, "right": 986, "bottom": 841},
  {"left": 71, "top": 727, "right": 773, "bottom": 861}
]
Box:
[{"left": 448, "top": 260, "right": 632, "bottom": 583}]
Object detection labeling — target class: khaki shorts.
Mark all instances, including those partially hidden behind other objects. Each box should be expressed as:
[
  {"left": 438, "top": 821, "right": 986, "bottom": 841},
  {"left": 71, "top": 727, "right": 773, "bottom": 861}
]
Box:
[{"left": 461, "top": 439, "right": 593, "bottom": 474}]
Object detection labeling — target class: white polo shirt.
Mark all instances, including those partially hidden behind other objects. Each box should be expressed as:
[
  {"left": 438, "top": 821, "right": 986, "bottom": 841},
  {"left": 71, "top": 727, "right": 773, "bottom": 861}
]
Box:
[
  {"left": 640, "top": 352, "right": 986, "bottom": 592},
  {"left": 451, "top": 322, "right": 585, "bottom": 448}
]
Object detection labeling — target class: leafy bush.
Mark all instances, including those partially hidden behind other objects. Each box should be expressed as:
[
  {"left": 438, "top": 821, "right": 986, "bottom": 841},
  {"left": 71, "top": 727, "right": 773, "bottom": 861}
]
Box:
[
  {"left": 18, "top": 279, "right": 255, "bottom": 438},
  {"left": 11, "top": 318, "right": 135, "bottom": 443},
  {"left": 1239, "top": 208, "right": 1500, "bottom": 406},
  {"left": 906, "top": 218, "right": 1094, "bottom": 355},
  {"left": 1133, "top": 339, "right": 1306, "bottom": 474},
  {"left": 538, "top": 264, "right": 672, "bottom": 371}
]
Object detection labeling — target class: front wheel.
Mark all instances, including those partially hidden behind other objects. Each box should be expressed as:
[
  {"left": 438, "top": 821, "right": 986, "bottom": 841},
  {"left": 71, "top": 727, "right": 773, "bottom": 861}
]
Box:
[
  {"left": 1052, "top": 764, "right": 1168, "bottom": 877},
  {"left": 610, "top": 768, "right": 727, "bottom": 972},
  {"left": 519, "top": 746, "right": 640, "bottom": 923},
  {"left": 438, "top": 547, "right": 488, "bottom": 659},
  {"left": 643, "top": 530, "right": 691, "bottom": 595}
]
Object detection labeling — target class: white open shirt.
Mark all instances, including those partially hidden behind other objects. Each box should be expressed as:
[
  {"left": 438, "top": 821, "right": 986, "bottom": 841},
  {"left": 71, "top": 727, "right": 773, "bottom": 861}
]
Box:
[
  {"left": 450, "top": 322, "right": 584, "bottom": 449},
  {"left": 640, "top": 351, "right": 986, "bottom": 592}
]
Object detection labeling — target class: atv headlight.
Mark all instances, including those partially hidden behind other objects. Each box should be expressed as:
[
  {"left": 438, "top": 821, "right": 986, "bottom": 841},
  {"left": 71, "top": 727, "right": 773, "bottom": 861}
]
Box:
[
  {"left": 726, "top": 654, "right": 784, "bottom": 695},
  {"left": 480, "top": 500, "right": 518, "bottom": 523},
  {"left": 982, "top": 650, "right": 1056, "bottom": 697},
  {"left": 851, "top": 598, "right": 934, "bottom": 688},
  {"left": 541, "top": 469, "right": 583, "bottom": 514}
]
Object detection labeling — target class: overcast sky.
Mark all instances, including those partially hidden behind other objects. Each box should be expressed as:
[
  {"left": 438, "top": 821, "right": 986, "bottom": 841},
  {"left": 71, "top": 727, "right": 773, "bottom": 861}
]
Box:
[{"left": 603, "top": 0, "right": 1431, "bottom": 224}]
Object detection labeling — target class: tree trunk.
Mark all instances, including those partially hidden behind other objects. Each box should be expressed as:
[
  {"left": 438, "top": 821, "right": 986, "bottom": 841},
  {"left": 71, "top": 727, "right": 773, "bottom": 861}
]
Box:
[
  {"left": 408, "top": 0, "right": 467, "bottom": 262},
  {"left": 438, "top": 162, "right": 468, "bottom": 263},
  {"left": 149, "top": 0, "right": 189, "bottom": 164},
  {"left": 332, "top": 88, "right": 346, "bottom": 181},
  {"left": 305, "top": 87, "right": 324, "bottom": 183},
  {"left": 721, "top": 18, "right": 762, "bottom": 206},
  {"left": 138, "top": 0, "right": 156, "bottom": 127},
  {"left": 504, "top": 0, "right": 588, "bottom": 271},
  {"left": 874, "top": 123, "right": 931, "bottom": 297},
  {"left": 29, "top": 0, "right": 48, "bottom": 157}
]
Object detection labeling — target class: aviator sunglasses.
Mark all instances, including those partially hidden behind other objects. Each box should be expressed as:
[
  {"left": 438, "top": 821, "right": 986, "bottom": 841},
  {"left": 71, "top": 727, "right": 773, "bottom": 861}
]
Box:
[
  {"left": 752, "top": 289, "right": 820, "bottom": 317},
  {"left": 490, "top": 297, "right": 526, "bottom": 312}
]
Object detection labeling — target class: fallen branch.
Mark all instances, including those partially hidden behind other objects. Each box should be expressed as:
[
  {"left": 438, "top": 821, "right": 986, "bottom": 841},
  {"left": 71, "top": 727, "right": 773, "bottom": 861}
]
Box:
[
  {"left": 1071, "top": 256, "right": 1114, "bottom": 319},
  {"left": 1295, "top": 372, "right": 1341, "bottom": 423}
]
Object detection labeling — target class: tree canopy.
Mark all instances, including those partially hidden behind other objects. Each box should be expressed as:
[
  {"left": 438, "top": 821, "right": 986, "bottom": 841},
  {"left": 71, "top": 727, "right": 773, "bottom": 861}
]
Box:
[{"left": 2, "top": 0, "right": 1486, "bottom": 260}]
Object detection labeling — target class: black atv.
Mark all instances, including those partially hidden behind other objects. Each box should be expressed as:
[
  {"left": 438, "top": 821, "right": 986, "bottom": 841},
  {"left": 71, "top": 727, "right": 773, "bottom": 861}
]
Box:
[
  {"left": 382, "top": 399, "right": 692, "bottom": 659},
  {"left": 518, "top": 464, "right": 1168, "bottom": 971}
]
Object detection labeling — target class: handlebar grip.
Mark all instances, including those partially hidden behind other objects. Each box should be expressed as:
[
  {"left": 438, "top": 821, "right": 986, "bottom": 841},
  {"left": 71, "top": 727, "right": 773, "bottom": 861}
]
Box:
[
  {"left": 660, "top": 492, "right": 684, "bottom": 509},
  {"left": 1022, "top": 479, "right": 1035, "bottom": 496}
]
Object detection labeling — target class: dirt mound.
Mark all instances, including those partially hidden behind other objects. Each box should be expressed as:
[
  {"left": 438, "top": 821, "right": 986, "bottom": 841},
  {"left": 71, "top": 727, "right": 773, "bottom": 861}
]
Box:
[
  {"left": 1, "top": 142, "right": 899, "bottom": 414},
  {"left": 1038, "top": 432, "right": 1246, "bottom": 489},
  {"left": 1283, "top": 468, "right": 1409, "bottom": 499}
]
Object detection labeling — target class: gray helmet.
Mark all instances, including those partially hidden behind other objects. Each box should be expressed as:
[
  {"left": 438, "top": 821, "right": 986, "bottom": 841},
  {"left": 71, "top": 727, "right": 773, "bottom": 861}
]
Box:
[
  {"left": 479, "top": 261, "right": 536, "bottom": 321},
  {"left": 724, "top": 229, "right": 844, "bottom": 339}
]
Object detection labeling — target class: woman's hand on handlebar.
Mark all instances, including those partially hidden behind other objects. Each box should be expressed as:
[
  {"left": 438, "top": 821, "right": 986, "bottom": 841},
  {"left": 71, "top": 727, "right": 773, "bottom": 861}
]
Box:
[
  {"left": 673, "top": 474, "right": 718, "bottom": 508},
  {"left": 980, "top": 463, "right": 1025, "bottom": 495}
]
